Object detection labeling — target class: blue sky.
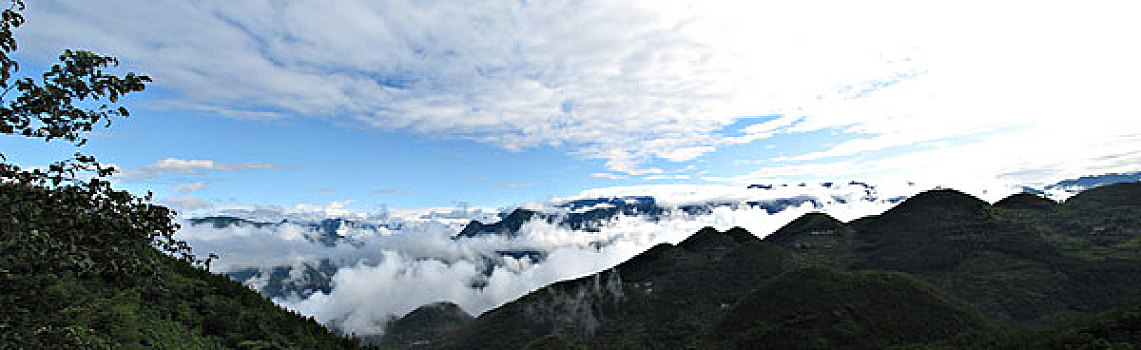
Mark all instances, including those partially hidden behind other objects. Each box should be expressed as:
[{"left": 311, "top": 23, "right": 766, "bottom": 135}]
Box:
[{"left": 4, "top": 1, "right": 1140, "bottom": 213}]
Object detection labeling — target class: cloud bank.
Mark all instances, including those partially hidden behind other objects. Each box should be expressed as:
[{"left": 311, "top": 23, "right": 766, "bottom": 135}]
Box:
[{"left": 177, "top": 181, "right": 933, "bottom": 335}]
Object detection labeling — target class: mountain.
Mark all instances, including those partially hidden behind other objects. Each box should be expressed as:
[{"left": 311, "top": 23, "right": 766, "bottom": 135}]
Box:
[
  {"left": 185, "top": 216, "right": 386, "bottom": 247},
  {"left": 187, "top": 216, "right": 277, "bottom": 229},
  {"left": 762, "top": 212, "right": 856, "bottom": 268},
  {"left": 1020, "top": 171, "right": 1141, "bottom": 197},
  {"left": 227, "top": 258, "right": 338, "bottom": 300},
  {"left": 456, "top": 209, "right": 540, "bottom": 238},
  {"left": 455, "top": 196, "right": 666, "bottom": 239},
  {"left": 425, "top": 183, "right": 1141, "bottom": 348},
  {"left": 454, "top": 187, "right": 898, "bottom": 240},
  {"left": 993, "top": 192, "right": 1057, "bottom": 210},
  {"left": 1047, "top": 171, "right": 1141, "bottom": 191},
  {"left": 185, "top": 216, "right": 386, "bottom": 299}
]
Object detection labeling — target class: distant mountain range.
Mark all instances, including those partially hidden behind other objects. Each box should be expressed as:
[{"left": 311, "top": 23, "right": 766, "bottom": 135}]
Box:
[
  {"left": 379, "top": 182, "right": 1141, "bottom": 349},
  {"left": 455, "top": 182, "right": 902, "bottom": 239},
  {"left": 1022, "top": 171, "right": 1141, "bottom": 196}
]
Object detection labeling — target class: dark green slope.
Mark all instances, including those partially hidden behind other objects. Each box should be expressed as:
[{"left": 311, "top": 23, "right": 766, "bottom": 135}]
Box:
[
  {"left": 435, "top": 227, "right": 791, "bottom": 349},
  {"left": 370, "top": 302, "right": 474, "bottom": 348},
  {"left": 993, "top": 193, "right": 1058, "bottom": 211},
  {"left": 700, "top": 267, "right": 992, "bottom": 349},
  {"left": 937, "top": 302, "right": 1141, "bottom": 349},
  {"left": 1064, "top": 182, "right": 1141, "bottom": 210},
  {"left": 1050, "top": 182, "right": 1141, "bottom": 250}
]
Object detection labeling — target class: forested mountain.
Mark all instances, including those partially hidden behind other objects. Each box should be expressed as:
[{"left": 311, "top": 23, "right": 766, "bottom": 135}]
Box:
[{"left": 420, "top": 183, "right": 1141, "bottom": 349}]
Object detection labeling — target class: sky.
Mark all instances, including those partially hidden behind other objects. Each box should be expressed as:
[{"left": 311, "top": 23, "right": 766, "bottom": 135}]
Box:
[{"left": 4, "top": 0, "right": 1140, "bottom": 213}]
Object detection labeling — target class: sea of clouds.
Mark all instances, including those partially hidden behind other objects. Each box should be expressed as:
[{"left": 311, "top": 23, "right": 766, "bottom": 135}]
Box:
[{"left": 175, "top": 181, "right": 1030, "bottom": 336}]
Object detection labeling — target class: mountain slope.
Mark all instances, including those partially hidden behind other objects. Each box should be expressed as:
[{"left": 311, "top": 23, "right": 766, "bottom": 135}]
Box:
[{"left": 701, "top": 267, "right": 993, "bottom": 349}]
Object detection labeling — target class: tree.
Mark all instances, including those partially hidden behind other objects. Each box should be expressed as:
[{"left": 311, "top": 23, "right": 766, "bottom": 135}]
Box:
[
  {"left": 0, "top": 0, "right": 208, "bottom": 274},
  {"left": 0, "top": 1, "right": 216, "bottom": 346}
]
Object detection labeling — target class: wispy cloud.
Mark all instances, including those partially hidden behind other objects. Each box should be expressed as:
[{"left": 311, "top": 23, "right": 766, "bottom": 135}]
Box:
[
  {"left": 160, "top": 196, "right": 213, "bottom": 212},
  {"left": 498, "top": 183, "right": 533, "bottom": 188},
  {"left": 118, "top": 158, "right": 282, "bottom": 179},
  {"left": 701, "top": 162, "right": 870, "bottom": 185},
  {"left": 171, "top": 182, "right": 207, "bottom": 193},
  {"left": 591, "top": 173, "right": 628, "bottom": 180},
  {"left": 645, "top": 174, "right": 690, "bottom": 181},
  {"left": 373, "top": 189, "right": 412, "bottom": 195}
]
